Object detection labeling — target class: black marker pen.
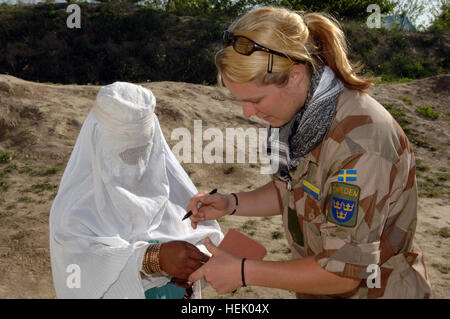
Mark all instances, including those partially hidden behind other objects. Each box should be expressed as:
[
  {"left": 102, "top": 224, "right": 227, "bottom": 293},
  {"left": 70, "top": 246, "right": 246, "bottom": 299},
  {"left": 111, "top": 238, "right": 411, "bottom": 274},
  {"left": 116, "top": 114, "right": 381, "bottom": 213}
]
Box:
[{"left": 182, "top": 188, "right": 217, "bottom": 221}]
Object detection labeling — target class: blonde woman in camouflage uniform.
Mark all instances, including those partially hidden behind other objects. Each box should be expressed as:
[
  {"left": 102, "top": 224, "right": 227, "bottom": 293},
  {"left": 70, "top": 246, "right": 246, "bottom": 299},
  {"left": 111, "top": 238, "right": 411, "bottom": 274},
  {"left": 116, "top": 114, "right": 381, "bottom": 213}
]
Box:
[{"left": 187, "top": 6, "right": 432, "bottom": 298}]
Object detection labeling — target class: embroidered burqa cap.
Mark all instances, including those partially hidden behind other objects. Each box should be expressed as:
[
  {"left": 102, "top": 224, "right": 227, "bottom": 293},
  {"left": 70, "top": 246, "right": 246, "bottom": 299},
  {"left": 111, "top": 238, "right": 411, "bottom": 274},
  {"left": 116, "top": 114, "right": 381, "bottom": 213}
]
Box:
[{"left": 49, "top": 82, "right": 223, "bottom": 298}]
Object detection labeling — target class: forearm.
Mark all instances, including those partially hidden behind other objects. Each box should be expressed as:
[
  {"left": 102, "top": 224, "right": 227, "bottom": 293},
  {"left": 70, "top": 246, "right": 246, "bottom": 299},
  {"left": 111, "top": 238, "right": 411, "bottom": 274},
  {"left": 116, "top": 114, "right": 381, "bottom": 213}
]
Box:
[
  {"left": 227, "top": 181, "right": 281, "bottom": 217},
  {"left": 245, "top": 256, "right": 361, "bottom": 295}
]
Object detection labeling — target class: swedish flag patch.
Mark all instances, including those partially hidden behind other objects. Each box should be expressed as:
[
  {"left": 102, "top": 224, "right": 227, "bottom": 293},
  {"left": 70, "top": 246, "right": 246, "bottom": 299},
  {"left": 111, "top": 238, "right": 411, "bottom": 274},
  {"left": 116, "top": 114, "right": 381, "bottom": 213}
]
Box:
[
  {"left": 338, "top": 169, "right": 357, "bottom": 182},
  {"left": 327, "top": 182, "right": 360, "bottom": 227},
  {"left": 302, "top": 179, "right": 320, "bottom": 200}
]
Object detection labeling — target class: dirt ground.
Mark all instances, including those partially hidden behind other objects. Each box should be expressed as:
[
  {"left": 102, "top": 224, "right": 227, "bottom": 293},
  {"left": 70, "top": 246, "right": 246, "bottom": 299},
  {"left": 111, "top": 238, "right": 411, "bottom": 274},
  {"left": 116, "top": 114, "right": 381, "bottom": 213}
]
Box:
[{"left": 0, "top": 74, "right": 448, "bottom": 299}]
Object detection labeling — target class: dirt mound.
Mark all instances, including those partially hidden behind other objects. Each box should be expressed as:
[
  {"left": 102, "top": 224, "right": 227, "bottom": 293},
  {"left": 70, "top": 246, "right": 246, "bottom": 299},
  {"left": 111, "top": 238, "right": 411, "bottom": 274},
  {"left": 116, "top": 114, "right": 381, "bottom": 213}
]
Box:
[
  {"left": 369, "top": 74, "right": 450, "bottom": 200},
  {"left": 0, "top": 74, "right": 448, "bottom": 298}
]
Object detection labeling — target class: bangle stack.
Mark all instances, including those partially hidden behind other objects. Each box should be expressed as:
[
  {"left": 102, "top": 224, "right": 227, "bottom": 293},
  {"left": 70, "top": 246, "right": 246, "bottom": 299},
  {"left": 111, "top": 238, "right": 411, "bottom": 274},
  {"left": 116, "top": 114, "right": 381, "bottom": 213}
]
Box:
[
  {"left": 229, "top": 193, "right": 239, "bottom": 215},
  {"left": 142, "top": 243, "right": 162, "bottom": 275}
]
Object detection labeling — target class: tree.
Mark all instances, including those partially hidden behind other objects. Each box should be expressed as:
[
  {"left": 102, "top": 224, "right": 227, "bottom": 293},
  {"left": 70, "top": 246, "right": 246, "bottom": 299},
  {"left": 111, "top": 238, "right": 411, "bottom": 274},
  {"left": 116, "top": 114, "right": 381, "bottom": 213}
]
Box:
[
  {"left": 428, "top": 1, "right": 450, "bottom": 33},
  {"left": 94, "top": 0, "right": 142, "bottom": 3},
  {"left": 388, "top": 0, "right": 446, "bottom": 31},
  {"left": 142, "top": 0, "right": 252, "bottom": 16},
  {"left": 247, "top": 0, "right": 395, "bottom": 20}
]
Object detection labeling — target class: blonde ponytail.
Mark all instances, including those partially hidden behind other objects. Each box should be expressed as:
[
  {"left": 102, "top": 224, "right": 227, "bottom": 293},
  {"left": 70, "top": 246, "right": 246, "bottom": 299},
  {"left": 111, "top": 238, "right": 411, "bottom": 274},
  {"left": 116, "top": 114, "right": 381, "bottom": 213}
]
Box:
[
  {"left": 303, "top": 12, "right": 376, "bottom": 92},
  {"left": 216, "top": 7, "right": 376, "bottom": 93}
]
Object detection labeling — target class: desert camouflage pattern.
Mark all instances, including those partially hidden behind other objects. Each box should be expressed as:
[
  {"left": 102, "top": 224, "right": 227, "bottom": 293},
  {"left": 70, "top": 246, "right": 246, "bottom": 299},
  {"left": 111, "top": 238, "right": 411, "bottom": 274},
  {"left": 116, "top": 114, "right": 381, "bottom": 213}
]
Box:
[{"left": 272, "top": 88, "right": 432, "bottom": 299}]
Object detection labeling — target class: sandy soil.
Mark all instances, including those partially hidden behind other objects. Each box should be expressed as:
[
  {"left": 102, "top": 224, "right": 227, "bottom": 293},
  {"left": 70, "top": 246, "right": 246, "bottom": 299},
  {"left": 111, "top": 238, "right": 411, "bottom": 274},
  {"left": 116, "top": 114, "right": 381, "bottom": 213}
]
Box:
[{"left": 0, "top": 74, "right": 448, "bottom": 299}]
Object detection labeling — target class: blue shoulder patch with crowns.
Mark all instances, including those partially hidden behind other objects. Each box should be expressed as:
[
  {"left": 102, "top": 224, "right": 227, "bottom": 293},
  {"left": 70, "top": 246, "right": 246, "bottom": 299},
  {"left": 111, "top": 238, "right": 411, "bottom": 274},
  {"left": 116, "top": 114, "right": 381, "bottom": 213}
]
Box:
[{"left": 327, "top": 182, "right": 360, "bottom": 228}]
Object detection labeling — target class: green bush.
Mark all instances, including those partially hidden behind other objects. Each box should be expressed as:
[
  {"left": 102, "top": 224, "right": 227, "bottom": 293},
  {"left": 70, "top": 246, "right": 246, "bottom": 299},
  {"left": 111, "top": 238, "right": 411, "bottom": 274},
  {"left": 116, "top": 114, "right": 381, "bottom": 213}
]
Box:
[
  {"left": 429, "top": 3, "right": 450, "bottom": 34},
  {"left": 382, "top": 103, "right": 412, "bottom": 129},
  {"left": 416, "top": 105, "right": 441, "bottom": 120},
  {"left": 403, "top": 96, "right": 413, "bottom": 105},
  {"left": 0, "top": 152, "right": 12, "bottom": 164},
  {"left": 415, "top": 159, "right": 429, "bottom": 172},
  {"left": 0, "top": 2, "right": 447, "bottom": 85},
  {"left": 0, "top": 180, "right": 10, "bottom": 192},
  {"left": 343, "top": 21, "right": 448, "bottom": 82},
  {"left": 439, "top": 227, "right": 450, "bottom": 238}
]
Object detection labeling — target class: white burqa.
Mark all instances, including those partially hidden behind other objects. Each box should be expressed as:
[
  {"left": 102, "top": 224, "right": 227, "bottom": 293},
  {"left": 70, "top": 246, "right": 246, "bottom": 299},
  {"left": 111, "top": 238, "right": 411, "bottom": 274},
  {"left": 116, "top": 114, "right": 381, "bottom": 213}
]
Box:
[{"left": 49, "top": 82, "right": 223, "bottom": 299}]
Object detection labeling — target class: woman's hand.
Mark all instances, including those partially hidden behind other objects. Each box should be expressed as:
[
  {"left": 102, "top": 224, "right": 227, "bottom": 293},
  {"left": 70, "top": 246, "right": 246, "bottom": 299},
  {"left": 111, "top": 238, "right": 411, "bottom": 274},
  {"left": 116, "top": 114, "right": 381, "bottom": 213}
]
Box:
[
  {"left": 158, "top": 241, "right": 209, "bottom": 280},
  {"left": 188, "top": 237, "right": 242, "bottom": 294},
  {"left": 186, "top": 191, "right": 234, "bottom": 229}
]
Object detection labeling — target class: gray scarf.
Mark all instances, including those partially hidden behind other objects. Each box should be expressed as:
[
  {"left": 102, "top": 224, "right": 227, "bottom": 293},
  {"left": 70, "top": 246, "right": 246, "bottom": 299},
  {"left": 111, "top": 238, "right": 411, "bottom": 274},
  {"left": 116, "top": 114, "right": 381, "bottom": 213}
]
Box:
[{"left": 266, "top": 66, "right": 344, "bottom": 183}]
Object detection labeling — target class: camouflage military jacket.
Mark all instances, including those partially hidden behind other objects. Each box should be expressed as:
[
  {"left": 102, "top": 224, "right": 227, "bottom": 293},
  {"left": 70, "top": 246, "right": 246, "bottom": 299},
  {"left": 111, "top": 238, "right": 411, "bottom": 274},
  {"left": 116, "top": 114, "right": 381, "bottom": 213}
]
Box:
[{"left": 271, "top": 88, "right": 432, "bottom": 299}]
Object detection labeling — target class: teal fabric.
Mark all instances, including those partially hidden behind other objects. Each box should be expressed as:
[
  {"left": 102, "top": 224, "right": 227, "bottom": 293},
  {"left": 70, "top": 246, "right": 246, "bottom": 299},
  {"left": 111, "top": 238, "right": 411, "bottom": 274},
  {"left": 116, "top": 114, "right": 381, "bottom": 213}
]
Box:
[{"left": 145, "top": 282, "right": 186, "bottom": 299}]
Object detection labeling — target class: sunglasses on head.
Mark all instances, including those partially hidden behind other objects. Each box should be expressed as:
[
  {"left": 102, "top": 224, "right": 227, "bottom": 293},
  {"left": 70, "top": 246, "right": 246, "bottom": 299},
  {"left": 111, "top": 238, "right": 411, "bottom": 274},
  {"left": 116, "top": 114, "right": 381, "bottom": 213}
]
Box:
[{"left": 223, "top": 30, "right": 306, "bottom": 73}]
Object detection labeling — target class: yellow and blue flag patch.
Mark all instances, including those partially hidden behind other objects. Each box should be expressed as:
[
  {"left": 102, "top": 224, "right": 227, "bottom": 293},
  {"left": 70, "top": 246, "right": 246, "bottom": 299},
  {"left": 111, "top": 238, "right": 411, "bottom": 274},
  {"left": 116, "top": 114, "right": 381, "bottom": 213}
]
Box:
[
  {"left": 327, "top": 182, "right": 360, "bottom": 227},
  {"left": 302, "top": 179, "right": 320, "bottom": 200},
  {"left": 338, "top": 169, "right": 357, "bottom": 182}
]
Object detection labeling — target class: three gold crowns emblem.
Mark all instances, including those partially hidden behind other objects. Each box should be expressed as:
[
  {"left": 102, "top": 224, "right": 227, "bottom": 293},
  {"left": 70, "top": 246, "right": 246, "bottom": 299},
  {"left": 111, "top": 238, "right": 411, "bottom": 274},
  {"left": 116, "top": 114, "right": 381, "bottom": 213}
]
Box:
[{"left": 332, "top": 199, "right": 354, "bottom": 220}]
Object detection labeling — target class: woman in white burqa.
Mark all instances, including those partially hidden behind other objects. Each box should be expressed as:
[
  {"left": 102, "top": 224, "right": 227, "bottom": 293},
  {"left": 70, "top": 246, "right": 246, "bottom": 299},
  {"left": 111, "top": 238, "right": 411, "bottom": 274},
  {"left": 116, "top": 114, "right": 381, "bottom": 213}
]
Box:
[{"left": 49, "top": 82, "right": 223, "bottom": 299}]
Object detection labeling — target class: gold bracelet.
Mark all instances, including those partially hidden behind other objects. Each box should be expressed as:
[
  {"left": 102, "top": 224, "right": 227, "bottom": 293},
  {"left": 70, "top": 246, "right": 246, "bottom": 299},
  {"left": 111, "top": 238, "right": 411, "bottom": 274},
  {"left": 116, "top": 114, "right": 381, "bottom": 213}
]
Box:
[
  {"left": 149, "top": 244, "right": 162, "bottom": 273},
  {"left": 142, "top": 246, "right": 152, "bottom": 275},
  {"left": 142, "top": 243, "right": 167, "bottom": 277},
  {"left": 142, "top": 244, "right": 161, "bottom": 275}
]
